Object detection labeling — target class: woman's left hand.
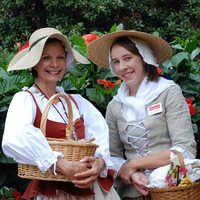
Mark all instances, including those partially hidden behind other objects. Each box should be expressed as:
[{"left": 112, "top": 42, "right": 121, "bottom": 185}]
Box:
[
  {"left": 131, "top": 172, "right": 150, "bottom": 196},
  {"left": 72, "top": 156, "right": 105, "bottom": 189},
  {"left": 118, "top": 161, "right": 137, "bottom": 185}
]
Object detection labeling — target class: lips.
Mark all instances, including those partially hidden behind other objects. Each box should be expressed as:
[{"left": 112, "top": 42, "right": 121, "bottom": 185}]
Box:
[
  {"left": 46, "top": 70, "right": 61, "bottom": 75},
  {"left": 123, "top": 71, "right": 134, "bottom": 78}
]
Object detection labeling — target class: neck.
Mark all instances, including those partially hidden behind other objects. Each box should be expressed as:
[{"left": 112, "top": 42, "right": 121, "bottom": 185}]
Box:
[{"left": 34, "top": 81, "right": 57, "bottom": 99}]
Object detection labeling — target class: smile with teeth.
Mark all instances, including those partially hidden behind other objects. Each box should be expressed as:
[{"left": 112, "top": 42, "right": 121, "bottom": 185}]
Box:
[
  {"left": 123, "top": 72, "right": 133, "bottom": 77},
  {"left": 46, "top": 70, "right": 61, "bottom": 75}
]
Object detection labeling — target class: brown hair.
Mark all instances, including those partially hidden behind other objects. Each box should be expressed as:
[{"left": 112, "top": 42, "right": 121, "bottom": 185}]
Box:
[{"left": 111, "top": 36, "right": 158, "bottom": 82}]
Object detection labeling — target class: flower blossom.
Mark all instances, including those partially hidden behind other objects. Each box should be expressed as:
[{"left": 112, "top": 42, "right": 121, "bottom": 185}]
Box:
[
  {"left": 185, "top": 98, "right": 196, "bottom": 116},
  {"left": 82, "top": 34, "right": 99, "bottom": 45},
  {"left": 97, "top": 79, "right": 121, "bottom": 90},
  {"left": 157, "top": 67, "right": 162, "bottom": 75},
  {"left": 13, "top": 190, "right": 22, "bottom": 200},
  {"left": 15, "top": 41, "right": 29, "bottom": 55}
]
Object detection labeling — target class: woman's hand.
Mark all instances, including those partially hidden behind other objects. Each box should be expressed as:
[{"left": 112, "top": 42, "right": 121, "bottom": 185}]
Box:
[
  {"left": 131, "top": 172, "right": 150, "bottom": 196},
  {"left": 55, "top": 157, "right": 90, "bottom": 180},
  {"left": 72, "top": 156, "right": 105, "bottom": 189},
  {"left": 118, "top": 161, "right": 137, "bottom": 185}
]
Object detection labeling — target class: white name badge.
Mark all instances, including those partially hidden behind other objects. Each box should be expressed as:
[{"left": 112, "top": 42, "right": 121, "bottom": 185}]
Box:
[{"left": 147, "top": 103, "right": 162, "bottom": 116}]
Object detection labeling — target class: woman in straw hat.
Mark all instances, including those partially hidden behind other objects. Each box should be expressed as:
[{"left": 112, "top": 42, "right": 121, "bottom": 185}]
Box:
[
  {"left": 2, "top": 28, "right": 120, "bottom": 200},
  {"left": 86, "top": 30, "right": 197, "bottom": 200}
]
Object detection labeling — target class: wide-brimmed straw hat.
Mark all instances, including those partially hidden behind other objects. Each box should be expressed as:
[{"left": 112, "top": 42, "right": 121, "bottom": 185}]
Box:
[
  {"left": 86, "top": 30, "right": 173, "bottom": 69},
  {"left": 8, "top": 27, "right": 90, "bottom": 71}
]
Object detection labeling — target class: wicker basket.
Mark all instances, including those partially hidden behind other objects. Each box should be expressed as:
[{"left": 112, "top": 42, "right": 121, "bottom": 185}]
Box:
[
  {"left": 149, "top": 151, "right": 200, "bottom": 200},
  {"left": 18, "top": 93, "right": 99, "bottom": 182}
]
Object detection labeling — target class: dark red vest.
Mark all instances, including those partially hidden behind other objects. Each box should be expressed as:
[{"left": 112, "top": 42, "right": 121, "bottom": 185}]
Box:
[{"left": 23, "top": 91, "right": 94, "bottom": 199}]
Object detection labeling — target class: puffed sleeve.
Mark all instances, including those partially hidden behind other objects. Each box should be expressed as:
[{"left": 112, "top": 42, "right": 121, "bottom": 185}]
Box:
[
  {"left": 71, "top": 94, "right": 113, "bottom": 176},
  {"left": 165, "top": 86, "right": 197, "bottom": 158},
  {"left": 2, "top": 91, "right": 63, "bottom": 173},
  {"left": 106, "top": 100, "right": 127, "bottom": 173}
]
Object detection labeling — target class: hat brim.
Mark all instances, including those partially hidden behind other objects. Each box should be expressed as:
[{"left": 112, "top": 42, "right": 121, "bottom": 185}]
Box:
[
  {"left": 8, "top": 33, "right": 90, "bottom": 71},
  {"left": 86, "top": 30, "right": 173, "bottom": 69}
]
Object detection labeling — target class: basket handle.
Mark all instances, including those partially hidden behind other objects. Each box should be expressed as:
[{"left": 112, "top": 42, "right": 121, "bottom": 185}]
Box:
[
  {"left": 40, "top": 93, "right": 73, "bottom": 140},
  {"left": 171, "top": 150, "right": 186, "bottom": 178},
  {"left": 171, "top": 150, "right": 185, "bottom": 167}
]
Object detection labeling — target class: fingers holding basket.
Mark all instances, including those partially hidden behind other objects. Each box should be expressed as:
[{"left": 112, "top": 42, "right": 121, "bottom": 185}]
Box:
[
  {"left": 72, "top": 156, "right": 105, "bottom": 189},
  {"left": 56, "top": 158, "right": 90, "bottom": 180}
]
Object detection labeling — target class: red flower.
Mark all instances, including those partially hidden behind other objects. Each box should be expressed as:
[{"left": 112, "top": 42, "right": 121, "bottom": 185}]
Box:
[
  {"left": 15, "top": 41, "right": 29, "bottom": 55},
  {"left": 82, "top": 34, "right": 99, "bottom": 45},
  {"left": 185, "top": 98, "right": 196, "bottom": 116},
  {"left": 157, "top": 67, "right": 162, "bottom": 74},
  {"left": 13, "top": 191, "right": 22, "bottom": 200},
  {"left": 97, "top": 79, "right": 121, "bottom": 90}
]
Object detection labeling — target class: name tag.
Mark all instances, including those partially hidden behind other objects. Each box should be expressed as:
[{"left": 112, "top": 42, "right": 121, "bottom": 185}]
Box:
[{"left": 147, "top": 103, "right": 162, "bottom": 116}]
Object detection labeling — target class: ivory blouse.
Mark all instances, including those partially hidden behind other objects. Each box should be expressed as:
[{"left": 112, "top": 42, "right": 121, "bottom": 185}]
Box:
[{"left": 2, "top": 86, "right": 112, "bottom": 177}]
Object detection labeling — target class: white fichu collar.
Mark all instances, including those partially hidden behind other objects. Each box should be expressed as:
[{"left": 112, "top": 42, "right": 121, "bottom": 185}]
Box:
[{"left": 109, "top": 37, "right": 158, "bottom": 75}]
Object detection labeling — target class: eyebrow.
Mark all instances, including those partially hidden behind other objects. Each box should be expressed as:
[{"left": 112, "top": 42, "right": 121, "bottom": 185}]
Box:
[{"left": 111, "top": 53, "right": 132, "bottom": 61}]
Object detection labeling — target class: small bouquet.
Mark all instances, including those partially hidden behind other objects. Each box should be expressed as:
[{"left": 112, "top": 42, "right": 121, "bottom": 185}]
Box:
[
  {"left": 164, "top": 151, "right": 192, "bottom": 187},
  {"left": 148, "top": 151, "right": 200, "bottom": 200}
]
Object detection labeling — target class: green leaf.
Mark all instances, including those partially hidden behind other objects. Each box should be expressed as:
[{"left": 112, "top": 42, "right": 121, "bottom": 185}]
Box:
[
  {"left": 190, "top": 47, "right": 200, "bottom": 60},
  {"left": 189, "top": 73, "right": 200, "bottom": 82},
  {"left": 170, "top": 52, "right": 188, "bottom": 67},
  {"left": 192, "top": 123, "right": 198, "bottom": 134},
  {"left": 171, "top": 44, "right": 184, "bottom": 50},
  {"left": 0, "top": 76, "right": 21, "bottom": 95},
  {"left": 69, "top": 66, "right": 86, "bottom": 76},
  {"left": 109, "top": 23, "right": 117, "bottom": 33},
  {"left": 86, "top": 88, "right": 105, "bottom": 103},
  {"left": 111, "top": 83, "right": 121, "bottom": 97},
  {"left": 185, "top": 40, "right": 198, "bottom": 54},
  {"left": 0, "top": 62, "right": 8, "bottom": 71},
  {"left": 0, "top": 95, "right": 13, "bottom": 111},
  {"left": 116, "top": 23, "right": 124, "bottom": 31},
  {"left": 68, "top": 74, "right": 87, "bottom": 91},
  {"left": 180, "top": 81, "right": 200, "bottom": 94},
  {"left": 95, "top": 85, "right": 111, "bottom": 95},
  {"left": 72, "top": 35, "right": 85, "bottom": 46},
  {"left": 0, "top": 67, "right": 9, "bottom": 79},
  {"left": 60, "top": 79, "right": 76, "bottom": 91}
]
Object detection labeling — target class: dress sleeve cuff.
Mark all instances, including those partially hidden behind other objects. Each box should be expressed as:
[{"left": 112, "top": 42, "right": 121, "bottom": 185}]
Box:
[{"left": 37, "top": 151, "right": 63, "bottom": 174}]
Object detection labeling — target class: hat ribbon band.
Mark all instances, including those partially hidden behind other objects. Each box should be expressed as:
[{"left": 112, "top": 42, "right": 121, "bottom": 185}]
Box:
[{"left": 29, "top": 36, "right": 48, "bottom": 51}]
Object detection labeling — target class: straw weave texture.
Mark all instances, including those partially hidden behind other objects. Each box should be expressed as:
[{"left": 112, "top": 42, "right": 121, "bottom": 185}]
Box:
[
  {"left": 149, "top": 151, "right": 200, "bottom": 200},
  {"left": 18, "top": 93, "right": 98, "bottom": 182}
]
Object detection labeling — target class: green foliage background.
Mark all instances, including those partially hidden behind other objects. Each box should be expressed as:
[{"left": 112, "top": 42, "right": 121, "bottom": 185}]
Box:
[
  {"left": 1, "top": 0, "right": 200, "bottom": 50},
  {"left": 0, "top": 0, "right": 200, "bottom": 196}
]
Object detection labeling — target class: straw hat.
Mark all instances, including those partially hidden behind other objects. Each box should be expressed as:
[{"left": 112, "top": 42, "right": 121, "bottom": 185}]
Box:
[
  {"left": 8, "top": 27, "right": 90, "bottom": 71},
  {"left": 86, "top": 30, "right": 173, "bottom": 69}
]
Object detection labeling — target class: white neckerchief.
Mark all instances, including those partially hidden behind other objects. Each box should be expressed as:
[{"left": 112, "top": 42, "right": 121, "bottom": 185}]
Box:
[{"left": 113, "top": 76, "right": 177, "bottom": 121}]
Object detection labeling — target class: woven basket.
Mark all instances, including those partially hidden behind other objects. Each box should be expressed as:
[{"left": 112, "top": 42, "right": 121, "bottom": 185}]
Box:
[
  {"left": 18, "top": 93, "right": 99, "bottom": 182},
  {"left": 149, "top": 151, "right": 200, "bottom": 200}
]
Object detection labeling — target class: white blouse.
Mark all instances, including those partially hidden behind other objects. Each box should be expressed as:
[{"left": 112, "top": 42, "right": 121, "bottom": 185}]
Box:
[{"left": 2, "top": 86, "right": 112, "bottom": 176}]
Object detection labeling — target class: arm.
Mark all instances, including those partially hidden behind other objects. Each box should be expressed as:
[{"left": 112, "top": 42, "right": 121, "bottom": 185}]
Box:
[
  {"left": 72, "top": 94, "right": 113, "bottom": 174},
  {"left": 106, "top": 100, "right": 127, "bottom": 173},
  {"left": 165, "top": 86, "right": 196, "bottom": 158},
  {"left": 118, "top": 86, "right": 197, "bottom": 184},
  {"left": 68, "top": 94, "right": 110, "bottom": 187},
  {"left": 2, "top": 91, "right": 62, "bottom": 173}
]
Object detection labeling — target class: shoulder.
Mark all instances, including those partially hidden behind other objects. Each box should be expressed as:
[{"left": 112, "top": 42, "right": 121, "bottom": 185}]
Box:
[
  {"left": 106, "top": 99, "right": 122, "bottom": 118},
  {"left": 11, "top": 90, "right": 33, "bottom": 103},
  {"left": 158, "top": 84, "right": 183, "bottom": 102}
]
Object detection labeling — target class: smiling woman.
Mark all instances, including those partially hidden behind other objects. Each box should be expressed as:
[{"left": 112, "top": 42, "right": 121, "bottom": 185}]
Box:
[
  {"left": 86, "top": 30, "right": 197, "bottom": 200},
  {"left": 33, "top": 39, "right": 67, "bottom": 92},
  {"left": 2, "top": 28, "right": 121, "bottom": 200}
]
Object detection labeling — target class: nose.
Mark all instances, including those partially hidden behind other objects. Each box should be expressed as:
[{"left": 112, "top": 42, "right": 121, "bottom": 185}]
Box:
[
  {"left": 51, "top": 58, "right": 58, "bottom": 68},
  {"left": 118, "top": 60, "right": 127, "bottom": 71}
]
